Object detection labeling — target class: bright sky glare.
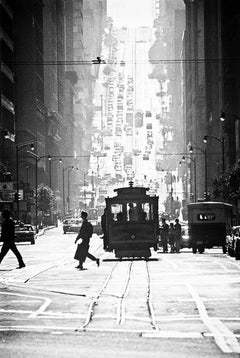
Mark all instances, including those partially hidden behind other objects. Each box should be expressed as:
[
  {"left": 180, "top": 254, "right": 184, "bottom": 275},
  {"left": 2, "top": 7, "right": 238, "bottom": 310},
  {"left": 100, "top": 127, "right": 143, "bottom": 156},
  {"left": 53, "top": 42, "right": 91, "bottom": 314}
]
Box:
[{"left": 107, "top": 0, "right": 153, "bottom": 28}]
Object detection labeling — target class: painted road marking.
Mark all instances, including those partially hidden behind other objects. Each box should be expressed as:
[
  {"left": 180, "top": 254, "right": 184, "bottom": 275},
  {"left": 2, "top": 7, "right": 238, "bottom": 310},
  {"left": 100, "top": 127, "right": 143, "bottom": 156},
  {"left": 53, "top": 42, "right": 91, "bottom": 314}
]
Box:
[
  {"left": 142, "top": 331, "right": 203, "bottom": 339},
  {"left": 0, "top": 291, "right": 51, "bottom": 319},
  {"left": 185, "top": 282, "right": 240, "bottom": 354},
  {"left": 1, "top": 324, "right": 239, "bottom": 340}
]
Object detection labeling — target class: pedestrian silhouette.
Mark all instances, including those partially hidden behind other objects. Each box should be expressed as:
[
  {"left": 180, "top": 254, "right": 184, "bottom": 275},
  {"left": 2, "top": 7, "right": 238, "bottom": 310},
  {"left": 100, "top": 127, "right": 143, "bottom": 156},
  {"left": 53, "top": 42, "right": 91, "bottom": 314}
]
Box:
[
  {"left": 101, "top": 208, "right": 109, "bottom": 250},
  {"left": 160, "top": 218, "right": 169, "bottom": 253},
  {"left": 169, "top": 222, "right": 175, "bottom": 253},
  {"left": 0, "top": 210, "right": 25, "bottom": 269},
  {"left": 174, "top": 218, "right": 182, "bottom": 253},
  {"left": 74, "top": 211, "right": 100, "bottom": 270}
]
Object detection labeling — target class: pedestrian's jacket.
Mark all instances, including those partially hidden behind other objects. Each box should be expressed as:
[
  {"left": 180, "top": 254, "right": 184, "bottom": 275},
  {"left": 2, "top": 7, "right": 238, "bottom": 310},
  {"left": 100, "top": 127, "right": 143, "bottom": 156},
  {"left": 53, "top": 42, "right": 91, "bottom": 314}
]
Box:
[
  {"left": 174, "top": 223, "right": 182, "bottom": 239},
  {"left": 76, "top": 220, "right": 93, "bottom": 247},
  {"left": 161, "top": 223, "right": 169, "bottom": 239},
  {"left": 0, "top": 218, "right": 15, "bottom": 243}
]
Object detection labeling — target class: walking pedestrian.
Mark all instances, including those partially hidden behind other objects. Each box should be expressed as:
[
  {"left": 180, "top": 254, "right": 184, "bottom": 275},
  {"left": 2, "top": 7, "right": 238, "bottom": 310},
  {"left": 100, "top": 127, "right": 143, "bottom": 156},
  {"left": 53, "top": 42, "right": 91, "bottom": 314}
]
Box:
[
  {"left": 169, "top": 222, "right": 175, "bottom": 253},
  {"left": 174, "top": 218, "right": 182, "bottom": 253},
  {"left": 74, "top": 211, "right": 100, "bottom": 270},
  {"left": 160, "top": 218, "right": 169, "bottom": 253},
  {"left": 0, "top": 210, "right": 25, "bottom": 268}
]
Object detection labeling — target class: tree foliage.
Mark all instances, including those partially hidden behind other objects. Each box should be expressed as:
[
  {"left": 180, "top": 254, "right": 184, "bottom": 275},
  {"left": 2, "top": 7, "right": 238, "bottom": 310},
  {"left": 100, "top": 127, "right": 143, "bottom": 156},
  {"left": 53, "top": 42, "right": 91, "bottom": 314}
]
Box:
[
  {"left": 212, "top": 159, "right": 240, "bottom": 206},
  {"left": 37, "top": 184, "right": 55, "bottom": 214}
]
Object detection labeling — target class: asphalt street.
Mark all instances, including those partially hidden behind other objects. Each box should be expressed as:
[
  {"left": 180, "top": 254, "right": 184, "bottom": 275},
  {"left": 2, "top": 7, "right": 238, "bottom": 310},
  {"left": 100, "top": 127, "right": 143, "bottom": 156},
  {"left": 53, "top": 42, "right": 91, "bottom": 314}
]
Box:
[{"left": 0, "top": 226, "right": 240, "bottom": 357}]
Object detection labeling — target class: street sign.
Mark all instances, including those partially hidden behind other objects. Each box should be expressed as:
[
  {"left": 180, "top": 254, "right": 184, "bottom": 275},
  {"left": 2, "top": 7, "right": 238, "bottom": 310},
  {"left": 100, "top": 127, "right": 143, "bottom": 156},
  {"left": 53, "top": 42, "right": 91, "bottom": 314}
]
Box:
[{"left": 0, "top": 182, "right": 13, "bottom": 191}]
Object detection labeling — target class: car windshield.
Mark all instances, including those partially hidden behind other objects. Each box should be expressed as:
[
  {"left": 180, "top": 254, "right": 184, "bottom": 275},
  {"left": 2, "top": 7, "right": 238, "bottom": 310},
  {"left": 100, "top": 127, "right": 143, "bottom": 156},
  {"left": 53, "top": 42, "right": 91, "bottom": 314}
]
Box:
[
  {"left": 71, "top": 219, "right": 81, "bottom": 225},
  {"left": 15, "top": 225, "right": 33, "bottom": 231}
]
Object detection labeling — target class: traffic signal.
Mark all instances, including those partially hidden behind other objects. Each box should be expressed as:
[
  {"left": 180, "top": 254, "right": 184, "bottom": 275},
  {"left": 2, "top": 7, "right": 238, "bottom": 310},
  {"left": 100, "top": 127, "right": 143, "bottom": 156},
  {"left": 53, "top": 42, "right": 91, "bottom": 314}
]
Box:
[{"left": 14, "top": 192, "right": 22, "bottom": 201}]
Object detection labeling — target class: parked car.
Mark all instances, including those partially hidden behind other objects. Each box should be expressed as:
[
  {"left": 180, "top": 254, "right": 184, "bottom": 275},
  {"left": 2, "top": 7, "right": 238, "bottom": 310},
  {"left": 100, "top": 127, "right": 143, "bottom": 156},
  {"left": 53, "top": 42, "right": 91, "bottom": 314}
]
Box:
[
  {"left": 15, "top": 223, "right": 36, "bottom": 245},
  {"left": 63, "top": 218, "right": 82, "bottom": 234},
  {"left": 227, "top": 226, "right": 240, "bottom": 258}
]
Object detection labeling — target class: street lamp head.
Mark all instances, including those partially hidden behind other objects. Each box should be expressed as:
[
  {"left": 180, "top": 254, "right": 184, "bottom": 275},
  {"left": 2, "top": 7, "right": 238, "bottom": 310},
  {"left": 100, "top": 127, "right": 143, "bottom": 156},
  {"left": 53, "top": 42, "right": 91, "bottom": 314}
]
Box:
[
  {"left": 48, "top": 155, "right": 52, "bottom": 161},
  {"left": 203, "top": 135, "right": 208, "bottom": 143},
  {"left": 59, "top": 158, "right": 62, "bottom": 164},
  {"left": 179, "top": 161, "right": 182, "bottom": 166},
  {"left": 30, "top": 143, "right": 34, "bottom": 151},
  {"left": 189, "top": 145, "right": 193, "bottom": 153},
  {"left": 182, "top": 156, "right": 186, "bottom": 161},
  {"left": 220, "top": 112, "right": 226, "bottom": 122}
]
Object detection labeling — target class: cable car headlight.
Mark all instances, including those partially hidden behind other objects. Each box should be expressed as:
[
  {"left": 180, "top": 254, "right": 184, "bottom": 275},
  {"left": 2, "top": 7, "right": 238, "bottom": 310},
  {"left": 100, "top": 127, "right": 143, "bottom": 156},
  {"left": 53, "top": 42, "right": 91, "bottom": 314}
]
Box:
[{"left": 130, "top": 233, "right": 136, "bottom": 240}]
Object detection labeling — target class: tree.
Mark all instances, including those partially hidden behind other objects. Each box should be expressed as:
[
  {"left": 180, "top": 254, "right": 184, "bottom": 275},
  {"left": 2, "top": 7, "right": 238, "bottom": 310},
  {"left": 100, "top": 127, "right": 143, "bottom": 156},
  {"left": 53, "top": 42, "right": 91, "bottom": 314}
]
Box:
[
  {"left": 37, "top": 184, "right": 55, "bottom": 214},
  {"left": 212, "top": 160, "right": 240, "bottom": 205},
  {"left": 212, "top": 159, "right": 240, "bottom": 222}
]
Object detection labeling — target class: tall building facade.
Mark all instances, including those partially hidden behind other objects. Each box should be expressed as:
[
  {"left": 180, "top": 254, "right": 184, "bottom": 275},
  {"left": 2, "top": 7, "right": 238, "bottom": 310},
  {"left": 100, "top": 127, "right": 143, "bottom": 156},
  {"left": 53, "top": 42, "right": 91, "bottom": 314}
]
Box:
[
  {"left": 0, "top": 0, "right": 107, "bottom": 220},
  {"left": 0, "top": 0, "right": 15, "bottom": 186},
  {"left": 184, "top": 0, "right": 240, "bottom": 201}
]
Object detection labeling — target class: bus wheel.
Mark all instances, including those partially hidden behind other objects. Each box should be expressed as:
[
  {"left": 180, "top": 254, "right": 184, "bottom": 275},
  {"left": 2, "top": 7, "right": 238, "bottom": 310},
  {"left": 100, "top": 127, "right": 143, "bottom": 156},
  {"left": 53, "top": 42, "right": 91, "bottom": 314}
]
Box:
[
  {"left": 222, "top": 244, "right": 227, "bottom": 254},
  {"left": 192, "top": 246, "right": 197, "bottom": 254}
]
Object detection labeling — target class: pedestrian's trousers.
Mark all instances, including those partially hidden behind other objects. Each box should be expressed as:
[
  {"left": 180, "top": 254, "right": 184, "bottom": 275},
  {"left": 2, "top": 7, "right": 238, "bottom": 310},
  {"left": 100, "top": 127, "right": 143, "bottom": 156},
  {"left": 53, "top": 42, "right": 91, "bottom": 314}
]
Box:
[{"left": 0, "top": 242, "right": 24, "bottom": 264}]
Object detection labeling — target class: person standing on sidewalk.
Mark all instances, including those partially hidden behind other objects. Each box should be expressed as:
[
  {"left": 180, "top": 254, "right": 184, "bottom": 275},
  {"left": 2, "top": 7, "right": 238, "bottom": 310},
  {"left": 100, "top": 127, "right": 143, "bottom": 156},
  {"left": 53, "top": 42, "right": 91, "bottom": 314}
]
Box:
[
  {"left": 0, "top": 210, "right": 25, "bottom": 269},
  {"left": 174, "top": 218, "right": 182, "bottom": 253},
  {"left": 169, "top": 222, "right": 175, "bottom": 253},
  {"left": 160, "top": 218, "right": 169, "bottom": 253},
  {"left": 74, "top": 211, "right": 100, "bottom": 270}
]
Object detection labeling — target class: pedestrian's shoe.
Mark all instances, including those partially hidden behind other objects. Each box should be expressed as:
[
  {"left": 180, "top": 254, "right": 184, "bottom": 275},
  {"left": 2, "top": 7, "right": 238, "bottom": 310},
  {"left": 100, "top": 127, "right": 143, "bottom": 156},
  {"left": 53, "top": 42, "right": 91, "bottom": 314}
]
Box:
[
  {"left": 75, "top": 265, "right": 81, "bottom": 269},
  {"left": 79, "top": 267, "right": 84, "bottom": 270},
  {"left": 96, "top": 258, "right": 100, "bottom": 267},
  {"left": 17, "top": 263, "right": 25, "bottom": 269}
]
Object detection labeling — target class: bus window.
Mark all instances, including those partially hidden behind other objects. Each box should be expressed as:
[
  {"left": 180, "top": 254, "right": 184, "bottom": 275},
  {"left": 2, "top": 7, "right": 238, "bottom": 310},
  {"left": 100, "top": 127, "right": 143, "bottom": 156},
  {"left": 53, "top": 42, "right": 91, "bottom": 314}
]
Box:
[
  {"left": 111, "top": 204, "right": 123, "bottom": 221},
  {"left": 197, "top": 213, "right": 216, "bottom": 221}
]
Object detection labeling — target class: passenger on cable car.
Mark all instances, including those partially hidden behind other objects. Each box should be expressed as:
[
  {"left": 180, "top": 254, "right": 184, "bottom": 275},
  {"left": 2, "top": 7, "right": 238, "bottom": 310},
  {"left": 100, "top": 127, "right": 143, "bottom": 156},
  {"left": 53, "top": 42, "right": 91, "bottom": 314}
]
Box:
[
  {"left": 139, "top": 205, "right": 147, "bottom": 221},
  {"left": 101, "top": 208, "right": 109, "bottom": 250},
  {"left": 128, "top": 203, "right": 138, "bottom": 221},
  {"left": 116, "top": 211, "right": 124, "bottom": 222}
]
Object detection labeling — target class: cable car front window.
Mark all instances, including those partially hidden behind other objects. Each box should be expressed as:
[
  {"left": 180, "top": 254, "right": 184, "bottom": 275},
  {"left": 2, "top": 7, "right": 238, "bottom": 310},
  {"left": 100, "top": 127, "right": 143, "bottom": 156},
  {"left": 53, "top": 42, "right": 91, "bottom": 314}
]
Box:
[
  {"left": 111, "top": 204, "right": 123, "bottom": 221},
  {"left": 128, "top": 202, "right": 138, "bottom": 221},
  {"left": 141, "top": 203, "right": 152, "bottom": 221}
]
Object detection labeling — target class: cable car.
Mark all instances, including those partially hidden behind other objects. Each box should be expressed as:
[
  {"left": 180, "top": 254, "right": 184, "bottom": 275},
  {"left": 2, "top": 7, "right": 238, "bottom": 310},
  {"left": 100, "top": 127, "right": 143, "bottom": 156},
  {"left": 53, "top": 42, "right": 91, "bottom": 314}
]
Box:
[{"left": 105, "top": 182, "right": 159, "bottom": 259}]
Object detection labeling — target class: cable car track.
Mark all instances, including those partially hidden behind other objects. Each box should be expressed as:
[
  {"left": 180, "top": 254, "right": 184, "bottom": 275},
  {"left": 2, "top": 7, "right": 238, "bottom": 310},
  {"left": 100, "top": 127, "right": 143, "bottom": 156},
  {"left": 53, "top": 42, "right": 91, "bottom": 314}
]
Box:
[
  {"left": 145, "top": 261, "right": 159, "bottom": 331},
  {"left": 77, "top": 258, "right": 159, "bottom": 332}
]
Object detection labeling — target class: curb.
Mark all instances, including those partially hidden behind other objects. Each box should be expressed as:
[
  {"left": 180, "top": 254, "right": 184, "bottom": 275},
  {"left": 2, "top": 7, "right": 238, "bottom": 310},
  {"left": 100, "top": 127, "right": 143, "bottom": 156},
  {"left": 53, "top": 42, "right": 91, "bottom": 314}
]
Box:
[{"left": 36, "top": 226, "right": 56, "bottom": 238}]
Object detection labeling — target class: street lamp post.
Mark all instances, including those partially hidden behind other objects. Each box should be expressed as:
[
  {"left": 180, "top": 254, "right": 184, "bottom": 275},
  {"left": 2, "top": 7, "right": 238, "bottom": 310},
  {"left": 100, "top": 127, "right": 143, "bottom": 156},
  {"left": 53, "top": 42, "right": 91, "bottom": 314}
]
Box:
[
  {"left": 189, "top": 145, "right": 208, "bottom": 200},
  {"left": 180, "top": 155, "right": 197, "bottom": 202},
  {"left": 62, "top": 165, "right": 79, "bottom": 217},
  {"left": 62, "top": 166, "right": 73, "bottom": 217},
  {"left": 26, "top": 151, "right": 49, "bottom": 233},
  {"left": 67, "top": 166, "right": 79, "bottom": 213},
  {"left": 48, "top": 156, "right": 62, "bottom": 188},
  {"left": 203, "top": 135, "right": 225, "bottom": 173},
  {"left": 16, "top": 141, "right": 34, "bottom": 220},
  {"left": 220, "top": 112, "right": 240, "bottom": 122}
]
